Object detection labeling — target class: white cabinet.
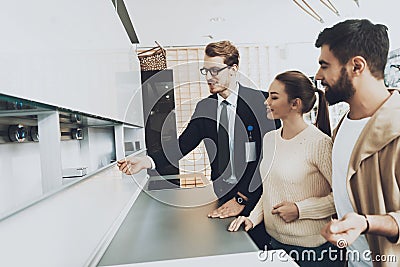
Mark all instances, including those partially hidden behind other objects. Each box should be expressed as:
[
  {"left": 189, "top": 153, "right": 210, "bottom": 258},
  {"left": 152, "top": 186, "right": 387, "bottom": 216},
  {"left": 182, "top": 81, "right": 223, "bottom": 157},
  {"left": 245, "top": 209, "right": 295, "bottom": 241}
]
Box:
[
  {"left": 0, "top": 0, "right": 141, "bottom": 125},
  {"left": 0, "top": 96, "right": 146, "bottom": 218},
  {"left": 0, "top": 95, "right": 149, "bottom": 267},
  {"left": 0, "top": 0, "right": 145, "bottom": 215},
  {"left": 0, "top": 1, "right": 147, "bottom": 265}
]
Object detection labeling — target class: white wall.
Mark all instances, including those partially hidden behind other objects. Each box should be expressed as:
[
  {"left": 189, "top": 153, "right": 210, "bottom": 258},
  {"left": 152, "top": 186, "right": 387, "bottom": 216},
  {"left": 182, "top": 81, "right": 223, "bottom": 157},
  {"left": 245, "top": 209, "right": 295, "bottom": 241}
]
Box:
[{"left": 268, "top": 43, "right": 320, "bottom": 79}]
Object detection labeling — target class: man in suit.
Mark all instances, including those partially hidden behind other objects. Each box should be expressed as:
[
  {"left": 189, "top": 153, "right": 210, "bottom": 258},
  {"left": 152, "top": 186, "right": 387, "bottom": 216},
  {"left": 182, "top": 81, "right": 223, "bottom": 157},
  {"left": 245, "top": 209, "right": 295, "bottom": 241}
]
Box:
[{"left": 118, "top": 41, "right": 278, "bottom": 220}]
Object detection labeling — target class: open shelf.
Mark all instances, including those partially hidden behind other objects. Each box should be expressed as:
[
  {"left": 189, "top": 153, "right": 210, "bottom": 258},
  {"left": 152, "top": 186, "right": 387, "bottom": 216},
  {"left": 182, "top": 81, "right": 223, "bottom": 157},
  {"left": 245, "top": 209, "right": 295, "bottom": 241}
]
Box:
[{"left": 0, "top": 93, "right": 146, "bottom": 220}]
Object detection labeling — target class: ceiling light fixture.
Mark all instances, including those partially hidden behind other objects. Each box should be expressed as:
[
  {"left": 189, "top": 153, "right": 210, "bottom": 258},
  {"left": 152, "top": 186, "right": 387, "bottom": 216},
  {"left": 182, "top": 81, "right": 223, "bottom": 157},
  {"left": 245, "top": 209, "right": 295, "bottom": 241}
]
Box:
[
  {"left": 320, "top": 0, "right": 340, "bottom": 16},
  {"left": 293, "top": 0, "right": 324, "bottom": 23}
]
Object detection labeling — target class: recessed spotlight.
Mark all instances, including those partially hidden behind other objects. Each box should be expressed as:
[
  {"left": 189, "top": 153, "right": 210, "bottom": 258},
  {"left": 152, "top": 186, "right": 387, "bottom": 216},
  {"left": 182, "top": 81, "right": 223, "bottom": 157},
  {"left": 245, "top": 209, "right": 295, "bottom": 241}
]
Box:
[{"left": 209, "top": 17, "right": 225, "bottom": 23}]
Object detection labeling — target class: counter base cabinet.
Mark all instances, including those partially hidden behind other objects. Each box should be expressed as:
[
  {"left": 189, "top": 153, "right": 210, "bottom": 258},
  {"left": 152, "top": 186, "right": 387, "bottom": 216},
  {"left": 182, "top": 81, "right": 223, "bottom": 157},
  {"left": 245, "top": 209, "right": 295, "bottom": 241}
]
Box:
[{"left": 0, "top": 164, "right": 149, "bottom": 267}]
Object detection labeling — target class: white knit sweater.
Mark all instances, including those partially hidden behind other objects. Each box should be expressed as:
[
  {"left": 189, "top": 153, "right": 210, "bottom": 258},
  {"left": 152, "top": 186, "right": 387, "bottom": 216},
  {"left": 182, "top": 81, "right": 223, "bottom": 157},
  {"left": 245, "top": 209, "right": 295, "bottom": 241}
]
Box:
[{"left": 248, "top": 125, "right": 336, "bottom": 247}]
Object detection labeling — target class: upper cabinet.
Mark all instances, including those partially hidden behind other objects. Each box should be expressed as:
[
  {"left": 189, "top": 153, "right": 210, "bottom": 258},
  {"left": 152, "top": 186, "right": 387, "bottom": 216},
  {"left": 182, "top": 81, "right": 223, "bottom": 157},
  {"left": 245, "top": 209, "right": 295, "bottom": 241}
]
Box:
[
  {"left": 0, "top": 0, "right": 142, "bottom": 126},
  {"left": 0, "top": 0, "right": 146, "bottom": 218}
]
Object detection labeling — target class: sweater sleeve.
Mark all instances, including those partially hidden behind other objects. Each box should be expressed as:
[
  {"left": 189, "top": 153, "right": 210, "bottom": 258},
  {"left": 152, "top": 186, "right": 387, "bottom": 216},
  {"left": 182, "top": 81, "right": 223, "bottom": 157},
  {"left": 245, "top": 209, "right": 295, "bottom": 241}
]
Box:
[
  {"left": 295, "top": 136, "right": 336, "bottom": 219},
  {"left": 248, "top": 193, "right": 264, "bottom": 228},
  {"left": 296, "top": 193, "right": 335, "bottom": 219}
]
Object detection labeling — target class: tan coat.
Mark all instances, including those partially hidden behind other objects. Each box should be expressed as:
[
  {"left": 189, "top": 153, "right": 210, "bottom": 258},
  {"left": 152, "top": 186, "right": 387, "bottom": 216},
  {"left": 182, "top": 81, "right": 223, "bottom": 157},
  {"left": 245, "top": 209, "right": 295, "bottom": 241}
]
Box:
[{"left": 332, "top": 90, "right": 400, "bottom": 267}]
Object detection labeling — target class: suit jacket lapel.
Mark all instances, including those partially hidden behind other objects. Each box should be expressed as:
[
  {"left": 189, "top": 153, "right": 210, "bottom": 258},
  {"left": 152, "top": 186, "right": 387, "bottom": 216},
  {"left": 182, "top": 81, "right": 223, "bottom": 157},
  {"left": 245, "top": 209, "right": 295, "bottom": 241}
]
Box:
[
  {"left": 208, "top": 94, "right": 218, "bottom": 140},
  {"left": 234, "top": 86, "right": 250, "bottom": 178},
  {"left": 200, "top": 95, "right": 218, "bottom": 163}
]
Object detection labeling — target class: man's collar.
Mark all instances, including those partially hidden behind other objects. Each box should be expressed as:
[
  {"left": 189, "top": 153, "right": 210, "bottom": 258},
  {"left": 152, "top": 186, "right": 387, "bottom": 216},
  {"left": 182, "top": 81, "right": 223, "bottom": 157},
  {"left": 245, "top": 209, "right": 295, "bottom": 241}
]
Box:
[{"left": 217, "top": 83, "right": 239, "bottom": 107}]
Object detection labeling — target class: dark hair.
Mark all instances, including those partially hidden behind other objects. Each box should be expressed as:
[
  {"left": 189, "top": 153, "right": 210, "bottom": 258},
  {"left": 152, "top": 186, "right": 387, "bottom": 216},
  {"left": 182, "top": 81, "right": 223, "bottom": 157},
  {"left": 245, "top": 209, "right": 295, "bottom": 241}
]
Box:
[
  {"left": 315, "top": 19, "right": 389, "bottom": 79},
  {"left": 205, "top": 40, "right": 239, "bottom": 66},
  {"left": 275, "top": 70, "right": 331, "bottom": 137}
]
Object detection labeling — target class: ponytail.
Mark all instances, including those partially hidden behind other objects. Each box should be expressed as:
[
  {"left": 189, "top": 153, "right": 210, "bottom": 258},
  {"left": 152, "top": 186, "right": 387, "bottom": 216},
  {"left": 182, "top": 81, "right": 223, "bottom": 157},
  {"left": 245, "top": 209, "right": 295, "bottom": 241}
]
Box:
[
  {"left": 275, "top": 70, "right": 331, "bottom": 137},
  {"left": 315, "top": 89, "right": 331, "bottom": 137}
]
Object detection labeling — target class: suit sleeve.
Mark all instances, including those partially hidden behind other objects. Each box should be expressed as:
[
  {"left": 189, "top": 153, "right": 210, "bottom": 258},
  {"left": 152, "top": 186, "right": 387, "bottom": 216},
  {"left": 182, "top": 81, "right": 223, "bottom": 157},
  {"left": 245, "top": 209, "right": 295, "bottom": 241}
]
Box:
[
  {"left": 177, "top": 104, "right": 206, "bottom": 156},
  {"left": 152, "top": 103, "right": 205, "bottom": 173}
]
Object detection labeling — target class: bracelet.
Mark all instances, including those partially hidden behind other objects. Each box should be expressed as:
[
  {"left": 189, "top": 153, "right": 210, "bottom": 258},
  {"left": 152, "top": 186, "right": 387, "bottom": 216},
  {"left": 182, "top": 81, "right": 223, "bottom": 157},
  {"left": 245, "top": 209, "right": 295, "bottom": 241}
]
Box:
[{"left": 361, "top": 214, "right": 370, "bottom": 234}]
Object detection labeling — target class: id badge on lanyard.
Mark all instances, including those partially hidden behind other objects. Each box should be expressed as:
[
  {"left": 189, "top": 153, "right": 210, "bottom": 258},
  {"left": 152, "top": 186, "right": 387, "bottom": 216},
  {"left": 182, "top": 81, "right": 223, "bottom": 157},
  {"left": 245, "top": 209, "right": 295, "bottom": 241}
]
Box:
[{"left": 245, "top": 125, "right": 256, "bottom": 162}]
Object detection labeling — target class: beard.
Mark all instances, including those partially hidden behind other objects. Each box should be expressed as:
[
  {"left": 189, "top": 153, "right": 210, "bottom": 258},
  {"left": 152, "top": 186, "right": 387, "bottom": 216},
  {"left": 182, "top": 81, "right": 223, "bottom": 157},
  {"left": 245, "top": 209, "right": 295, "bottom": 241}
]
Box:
[{"left": 324, "top": 67, "right": 356, "bottom": 105}]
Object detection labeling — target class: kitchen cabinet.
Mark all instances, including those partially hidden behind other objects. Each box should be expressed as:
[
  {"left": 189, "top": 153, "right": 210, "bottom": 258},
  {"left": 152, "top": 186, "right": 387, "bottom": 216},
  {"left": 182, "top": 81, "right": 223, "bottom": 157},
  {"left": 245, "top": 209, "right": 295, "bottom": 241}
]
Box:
[
  {"left": 0, "top": 1, "right": 147, "bottom": 265},
  {"left": 0, "top": 0, "right": 144, "bottom": 216},
  {"left": 0, "top": 93, "right": 145, "bottom": 219}
]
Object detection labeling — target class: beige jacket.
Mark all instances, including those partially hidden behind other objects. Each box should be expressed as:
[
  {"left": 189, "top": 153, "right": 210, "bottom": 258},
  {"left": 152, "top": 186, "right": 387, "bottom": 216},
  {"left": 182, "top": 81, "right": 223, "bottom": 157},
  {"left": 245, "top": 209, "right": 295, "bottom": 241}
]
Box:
[{"left": 332, "top": 90, "right": 400, "bottom": 267}]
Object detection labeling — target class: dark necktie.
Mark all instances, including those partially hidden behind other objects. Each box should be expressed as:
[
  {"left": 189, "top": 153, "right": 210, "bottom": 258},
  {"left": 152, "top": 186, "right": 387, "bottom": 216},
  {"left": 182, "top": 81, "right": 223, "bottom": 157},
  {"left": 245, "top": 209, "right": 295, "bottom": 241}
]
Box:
[{"left": 217, "top": 100, "right": 232, "bottom": 178}]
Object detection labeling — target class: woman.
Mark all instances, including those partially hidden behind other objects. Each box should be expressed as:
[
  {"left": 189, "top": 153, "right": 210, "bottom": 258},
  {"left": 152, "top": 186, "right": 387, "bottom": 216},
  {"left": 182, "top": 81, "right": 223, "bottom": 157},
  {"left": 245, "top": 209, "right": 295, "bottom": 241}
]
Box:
[{"left": 228, "top": 70, "right": 342, "bottom": 266}]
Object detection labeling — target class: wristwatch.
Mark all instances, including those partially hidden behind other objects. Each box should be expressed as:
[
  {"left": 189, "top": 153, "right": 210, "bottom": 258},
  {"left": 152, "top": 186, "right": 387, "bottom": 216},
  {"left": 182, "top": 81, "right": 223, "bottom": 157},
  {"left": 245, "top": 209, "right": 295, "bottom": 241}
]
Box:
[{"left": 234, "top": 194, "right": 248, "bottom": 206}]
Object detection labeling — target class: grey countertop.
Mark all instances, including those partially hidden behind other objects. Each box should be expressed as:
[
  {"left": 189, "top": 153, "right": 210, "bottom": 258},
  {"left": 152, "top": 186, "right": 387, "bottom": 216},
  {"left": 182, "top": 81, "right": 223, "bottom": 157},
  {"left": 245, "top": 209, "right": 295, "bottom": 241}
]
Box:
[{"left": 98, "top": 175, "right": 258, "bottom": 266}]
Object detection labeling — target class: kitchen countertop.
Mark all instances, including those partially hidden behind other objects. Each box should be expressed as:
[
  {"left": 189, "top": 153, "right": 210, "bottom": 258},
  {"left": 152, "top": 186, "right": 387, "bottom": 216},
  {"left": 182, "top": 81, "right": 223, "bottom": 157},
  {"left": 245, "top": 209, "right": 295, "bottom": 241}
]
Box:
[{"left": 98, "top": 174, "right": 259, "bottom": 266}]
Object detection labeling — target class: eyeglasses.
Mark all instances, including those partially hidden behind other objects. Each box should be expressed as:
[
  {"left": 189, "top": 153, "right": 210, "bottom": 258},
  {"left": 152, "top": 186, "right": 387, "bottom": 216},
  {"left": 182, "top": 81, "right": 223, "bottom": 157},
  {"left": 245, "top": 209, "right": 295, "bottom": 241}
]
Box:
[{"left": 200, "top": 65, "right": 230, "bottom": 76}]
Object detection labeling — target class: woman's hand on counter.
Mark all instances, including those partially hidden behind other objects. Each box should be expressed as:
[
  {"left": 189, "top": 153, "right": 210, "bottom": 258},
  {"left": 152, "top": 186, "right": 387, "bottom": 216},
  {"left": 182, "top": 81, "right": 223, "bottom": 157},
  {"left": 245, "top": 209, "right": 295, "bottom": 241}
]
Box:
[
  {"left": 228, "top": 216, "right": 253, "bottom": 232},
  {"left": 117, "top": 157, "right": 151, "bottom": 175}
]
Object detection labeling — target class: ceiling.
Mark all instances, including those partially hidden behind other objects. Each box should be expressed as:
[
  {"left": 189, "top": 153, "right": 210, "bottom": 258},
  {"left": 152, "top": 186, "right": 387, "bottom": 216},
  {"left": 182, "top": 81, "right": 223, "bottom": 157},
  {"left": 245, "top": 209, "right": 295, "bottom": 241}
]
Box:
[{"left": 126, "top": 0, "right": 400, "bottom": 50}]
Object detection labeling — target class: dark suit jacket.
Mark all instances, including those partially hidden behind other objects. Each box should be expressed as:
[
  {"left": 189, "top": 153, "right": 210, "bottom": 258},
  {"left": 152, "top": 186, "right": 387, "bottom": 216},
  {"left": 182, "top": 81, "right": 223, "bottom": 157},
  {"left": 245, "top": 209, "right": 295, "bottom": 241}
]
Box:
[{"left": 152, "top": 84, "right": 279, "bottom": 214}]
